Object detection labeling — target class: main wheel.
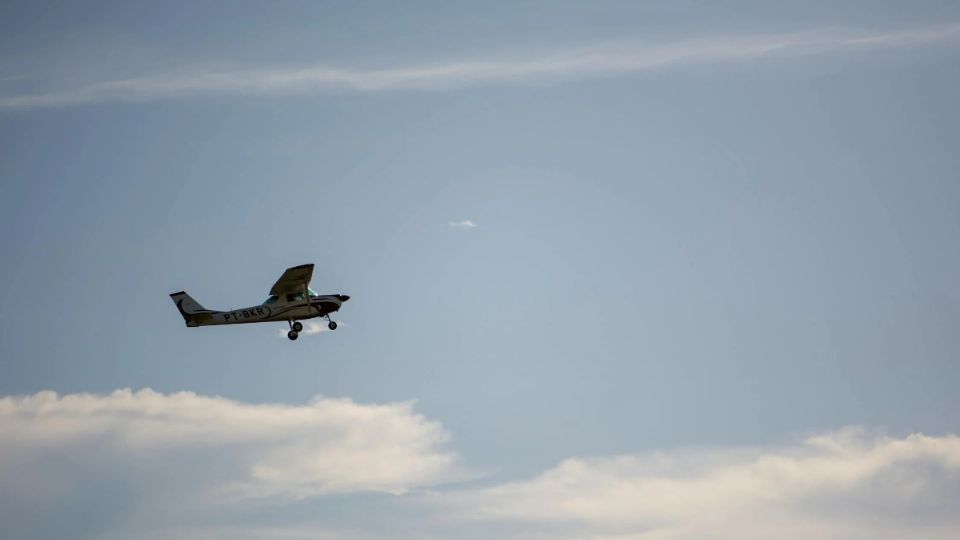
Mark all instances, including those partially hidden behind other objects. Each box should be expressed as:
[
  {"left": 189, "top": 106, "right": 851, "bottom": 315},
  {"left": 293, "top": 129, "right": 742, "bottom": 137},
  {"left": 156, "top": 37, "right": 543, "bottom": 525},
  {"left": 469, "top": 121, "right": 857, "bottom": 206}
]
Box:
[
  {"left": 292, "top": 321, "right": 303, "bottom": 332},
  {"left": 287, "top": 330, "right": 299, "bottom": 341},
  {"left": 328, "top": 321, "right": 338, "bottom": 330}
]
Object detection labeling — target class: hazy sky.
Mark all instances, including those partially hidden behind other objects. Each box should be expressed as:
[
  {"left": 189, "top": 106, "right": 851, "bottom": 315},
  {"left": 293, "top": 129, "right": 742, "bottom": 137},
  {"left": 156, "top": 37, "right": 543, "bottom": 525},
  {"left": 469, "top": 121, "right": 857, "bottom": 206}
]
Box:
[{"left": 2, "top": 2, "right": 960, "bottom": 539}]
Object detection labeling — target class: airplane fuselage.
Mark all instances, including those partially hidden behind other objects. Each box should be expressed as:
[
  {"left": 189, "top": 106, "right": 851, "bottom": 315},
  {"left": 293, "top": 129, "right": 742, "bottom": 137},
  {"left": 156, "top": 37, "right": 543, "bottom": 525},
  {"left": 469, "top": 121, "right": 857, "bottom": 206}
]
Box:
[
  {"left": 170, "top": 263, "right": 348, "bottom": 340},
  {"left": 181, "top": 295, "right": 347, "bottom": 327}
]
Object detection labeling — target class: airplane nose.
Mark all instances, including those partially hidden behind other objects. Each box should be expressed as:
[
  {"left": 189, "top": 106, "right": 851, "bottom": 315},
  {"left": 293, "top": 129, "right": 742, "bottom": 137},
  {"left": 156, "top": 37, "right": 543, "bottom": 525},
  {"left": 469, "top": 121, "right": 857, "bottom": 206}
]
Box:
[{"left": 338, "top": 295, "right": 350, "bottom": 302}]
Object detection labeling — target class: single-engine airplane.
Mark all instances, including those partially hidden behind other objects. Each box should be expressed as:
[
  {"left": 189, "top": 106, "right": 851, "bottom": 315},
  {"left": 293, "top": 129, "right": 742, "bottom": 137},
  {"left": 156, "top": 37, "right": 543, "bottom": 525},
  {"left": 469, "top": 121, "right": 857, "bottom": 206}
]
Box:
[{"left": 170, "top": 263, "right": 350, "bottom": 341}]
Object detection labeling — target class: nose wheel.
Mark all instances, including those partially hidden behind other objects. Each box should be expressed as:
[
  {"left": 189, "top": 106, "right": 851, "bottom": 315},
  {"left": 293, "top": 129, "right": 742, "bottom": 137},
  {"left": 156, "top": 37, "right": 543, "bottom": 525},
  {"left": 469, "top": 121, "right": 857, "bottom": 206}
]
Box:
[{"left": 325, "top": 314, "right": 337, "bottom": 331}]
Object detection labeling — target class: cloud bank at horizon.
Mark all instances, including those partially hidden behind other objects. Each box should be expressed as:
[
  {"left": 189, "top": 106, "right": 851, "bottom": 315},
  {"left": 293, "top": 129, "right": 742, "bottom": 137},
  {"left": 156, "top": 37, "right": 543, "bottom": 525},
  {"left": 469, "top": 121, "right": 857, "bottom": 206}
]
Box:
[
  {"left": 442, "top": 427, "right": 960, "bottom": 539},
  {"left": 0, "top": 388, "right": 460, "bottom": 500},
  {"left": 2, "top": 389, "right": 959, "bottom": 539}
]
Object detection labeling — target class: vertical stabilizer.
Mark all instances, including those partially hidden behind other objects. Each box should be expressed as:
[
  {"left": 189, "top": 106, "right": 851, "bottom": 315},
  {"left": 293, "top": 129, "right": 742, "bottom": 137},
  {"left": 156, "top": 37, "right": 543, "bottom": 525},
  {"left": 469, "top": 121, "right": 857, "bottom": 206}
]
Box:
[{"left": 170, "top": 291, "right": 209, "bottom": 326}]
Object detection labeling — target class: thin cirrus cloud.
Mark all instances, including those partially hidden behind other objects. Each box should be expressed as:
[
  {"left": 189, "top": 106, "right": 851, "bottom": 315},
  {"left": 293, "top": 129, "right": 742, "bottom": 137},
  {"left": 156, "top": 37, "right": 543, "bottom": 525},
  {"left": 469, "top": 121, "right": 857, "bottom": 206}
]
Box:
[
  {"left": 441, "top": 428, "right": 960, "bottom": 540},
  {"left": 2, "top": 22, "right": 960, "bottom": 110}
]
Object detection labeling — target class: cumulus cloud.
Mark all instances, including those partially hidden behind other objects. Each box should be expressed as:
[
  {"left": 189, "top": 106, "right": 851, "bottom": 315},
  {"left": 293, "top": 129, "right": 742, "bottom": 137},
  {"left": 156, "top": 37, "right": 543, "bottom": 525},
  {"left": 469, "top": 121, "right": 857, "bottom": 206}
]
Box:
[
  {"left": 0, "top": 389, "right": 462, "bottom": 538},
  {"left": 2, "top": 23, "right": 959, "bottom": 110},
  {"left": 442, "top": 428, "right": 960, "bottom": 540},
  {"left": 448, "top": 220, "right": 478, "bottom": 229},
  {"left": 2, "top": 389, "right": 958, "bottom": 539}
]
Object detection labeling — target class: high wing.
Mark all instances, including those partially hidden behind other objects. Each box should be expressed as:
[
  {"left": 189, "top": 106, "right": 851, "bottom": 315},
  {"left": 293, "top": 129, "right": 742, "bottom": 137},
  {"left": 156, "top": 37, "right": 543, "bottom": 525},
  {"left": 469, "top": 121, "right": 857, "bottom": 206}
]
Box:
[{"left": 270, "top": 263, "right": 314, "bottom": 296}]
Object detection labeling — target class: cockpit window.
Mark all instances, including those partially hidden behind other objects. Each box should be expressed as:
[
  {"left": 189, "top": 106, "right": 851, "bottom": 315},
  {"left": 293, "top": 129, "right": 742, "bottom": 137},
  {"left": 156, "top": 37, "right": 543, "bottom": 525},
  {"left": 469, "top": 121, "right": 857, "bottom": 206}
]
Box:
[{"left": 263, "top": 290, "right": 317, "bottom": 304}]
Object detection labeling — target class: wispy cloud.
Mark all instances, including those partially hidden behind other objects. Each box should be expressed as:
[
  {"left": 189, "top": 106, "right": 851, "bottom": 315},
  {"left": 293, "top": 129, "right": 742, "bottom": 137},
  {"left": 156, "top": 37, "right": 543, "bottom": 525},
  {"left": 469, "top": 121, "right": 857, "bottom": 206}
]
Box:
[
  {"left": 448, "top": 220, "right": 478, "bottom": 230},
  {"left": 2, "top": 23, "right": 959, "bottom": 110}
]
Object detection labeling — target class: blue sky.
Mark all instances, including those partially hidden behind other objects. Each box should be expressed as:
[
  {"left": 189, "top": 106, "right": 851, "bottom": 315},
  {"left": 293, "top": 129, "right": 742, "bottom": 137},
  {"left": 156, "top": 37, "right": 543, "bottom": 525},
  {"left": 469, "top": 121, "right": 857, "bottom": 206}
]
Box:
[{"left": 2, "top": 2, "right": 960, "bottom": 539}]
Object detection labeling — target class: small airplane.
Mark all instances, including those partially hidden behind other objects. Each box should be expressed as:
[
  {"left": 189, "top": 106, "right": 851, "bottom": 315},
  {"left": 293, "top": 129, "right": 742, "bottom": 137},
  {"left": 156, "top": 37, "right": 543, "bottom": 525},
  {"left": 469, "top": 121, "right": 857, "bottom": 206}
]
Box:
[{"left": 170, "top": 263, "right": 350, "bottom": 341}]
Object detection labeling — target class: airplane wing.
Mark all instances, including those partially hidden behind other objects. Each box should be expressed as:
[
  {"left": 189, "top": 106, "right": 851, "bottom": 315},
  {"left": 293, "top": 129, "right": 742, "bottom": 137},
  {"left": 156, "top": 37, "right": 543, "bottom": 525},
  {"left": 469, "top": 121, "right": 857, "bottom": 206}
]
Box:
[{"left": 270, "top": 263, "right": 314, "bottom": 296}]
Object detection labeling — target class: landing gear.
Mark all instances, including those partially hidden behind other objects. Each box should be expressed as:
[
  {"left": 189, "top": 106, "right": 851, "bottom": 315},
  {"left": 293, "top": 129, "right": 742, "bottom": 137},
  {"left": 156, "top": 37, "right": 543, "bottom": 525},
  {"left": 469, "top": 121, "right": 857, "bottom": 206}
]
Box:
[
  {"left": 328, "top": 321, "right": 337, "bottom": 330},
  {"left": 287, "top": 319, "right": 302, "bottom": 341}
]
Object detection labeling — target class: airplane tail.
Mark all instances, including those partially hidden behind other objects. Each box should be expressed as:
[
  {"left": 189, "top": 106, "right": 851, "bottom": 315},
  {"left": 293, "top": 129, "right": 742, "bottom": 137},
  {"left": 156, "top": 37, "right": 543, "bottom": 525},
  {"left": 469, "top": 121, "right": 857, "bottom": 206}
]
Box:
[{"left": 170, "top": 291, "right": 208, "bottom": 326}]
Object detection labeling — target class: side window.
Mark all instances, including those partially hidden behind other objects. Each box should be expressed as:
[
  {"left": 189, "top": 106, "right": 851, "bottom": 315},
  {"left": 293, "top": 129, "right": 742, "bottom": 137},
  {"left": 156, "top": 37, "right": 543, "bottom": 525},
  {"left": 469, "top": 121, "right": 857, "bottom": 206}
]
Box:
[
  {"left": 263, "top": 295, "right": 279, "bottom": 305},
  {"left": 286, "top": 292, "right": 305, "bottom": 302}
]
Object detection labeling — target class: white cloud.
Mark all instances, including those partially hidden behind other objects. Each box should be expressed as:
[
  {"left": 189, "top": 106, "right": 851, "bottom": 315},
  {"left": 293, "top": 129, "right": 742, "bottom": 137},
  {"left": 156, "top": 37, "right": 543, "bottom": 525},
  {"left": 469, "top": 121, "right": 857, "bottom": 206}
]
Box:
[
  {"left": 442, "top": 428, "right": 960, "bottom": 540},
  {"left": 112, "top": 525, "right": 343, "bottom": 540},
  {"left": 0, "top": 389, "right": 460, "bottom": 502},
  {"left": 302, "top": 321, "right": 329, "bottom": 334},
  {"left": 0, "top": 389, "right": 466, "bottom": 538},
  {"left": 0, "top": 392, "right": 957, "bottom": 540},
  {"left": 2, "top": 23, "right": 959, "bottom": 110},
  {"left": 0, "top": 389, "right": 472, "bottom": 540},
  {"left": 448, "top": 220, "right": 478, "bottom": 229}
]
